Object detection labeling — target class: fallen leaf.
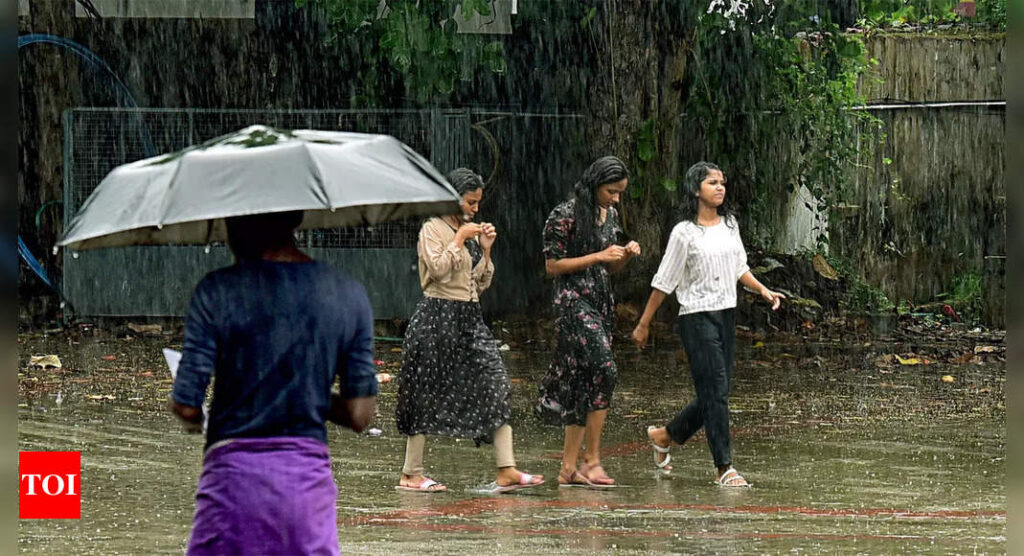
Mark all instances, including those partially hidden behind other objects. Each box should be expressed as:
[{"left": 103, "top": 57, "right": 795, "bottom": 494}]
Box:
[
  {"left": 974, "top": 345, "right": 1001, "bottom": 354},
  {"left": 895, "top": 355, "right": 922, "bottom": 366},
  {"left": 30, "top": 355, "right": 62, "bottom": 368},
  {"left": 951, "top": 352, "right": 975, "bottom": 365},
  {"left": 941, "top": 375, "right": 955, "bottom": 383},
  {"left": 753, "top": 341, "right": 765, "bottom": 349},
  {"left": 812, "top": 254, "right": 840, "bottom": 280},
  {"left": 102, "top": 355, "right": 117, "bottom": 361}
]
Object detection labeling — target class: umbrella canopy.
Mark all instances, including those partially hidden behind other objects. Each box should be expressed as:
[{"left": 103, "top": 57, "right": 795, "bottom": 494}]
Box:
[{"left": 58, "top": 125, "right": 461, "bottom": 250}]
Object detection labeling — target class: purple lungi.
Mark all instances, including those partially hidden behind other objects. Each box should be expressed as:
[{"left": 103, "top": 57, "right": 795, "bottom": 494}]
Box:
[{"left": 187, "top": 437, "right": 338, "bottom": 556}]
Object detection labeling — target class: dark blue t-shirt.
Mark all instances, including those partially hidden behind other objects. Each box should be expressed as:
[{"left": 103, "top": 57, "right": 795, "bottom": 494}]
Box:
[{"left": 172, "top": 259, "right": 379, "bottom": 448}]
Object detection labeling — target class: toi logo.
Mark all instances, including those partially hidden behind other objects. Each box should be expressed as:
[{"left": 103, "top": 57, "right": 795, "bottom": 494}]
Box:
[{"left": 19, "top": 452, "right": 81, "bottom": 519}]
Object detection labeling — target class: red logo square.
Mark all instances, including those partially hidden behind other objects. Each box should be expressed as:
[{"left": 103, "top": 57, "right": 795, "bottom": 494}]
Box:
[{"left": 19, "top": 452, "right": 81, "bottom": 519}]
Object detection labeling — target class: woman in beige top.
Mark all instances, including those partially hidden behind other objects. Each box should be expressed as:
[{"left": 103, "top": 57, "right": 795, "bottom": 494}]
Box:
[{"left": 394, "top": 168, "right": 544, "bottom": 494}]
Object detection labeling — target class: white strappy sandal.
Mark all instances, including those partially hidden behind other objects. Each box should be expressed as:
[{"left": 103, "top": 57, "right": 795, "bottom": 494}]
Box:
[
  {"left": 647, "top": 426, "right": 673, "bottom": 473},
  {"left": 714, "top": 467, "right": 751, "bottom": 488}
]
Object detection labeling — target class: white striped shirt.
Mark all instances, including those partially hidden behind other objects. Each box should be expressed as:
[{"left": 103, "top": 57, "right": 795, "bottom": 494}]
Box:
[{"left": 650, "top": 216, "right": 750, "bottom": 315}]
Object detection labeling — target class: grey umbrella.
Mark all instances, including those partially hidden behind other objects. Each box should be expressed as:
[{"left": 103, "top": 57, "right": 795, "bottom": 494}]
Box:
[{"left": 58, "top": 125, "right": 461, "bottom": 250}]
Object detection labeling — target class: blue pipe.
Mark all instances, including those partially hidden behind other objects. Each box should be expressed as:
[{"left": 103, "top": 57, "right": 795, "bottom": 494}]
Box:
[
  {"left": 18, "top": 33, "right": 154, "bottom": 312},
  {"left": 18, "top": 33, "right": 156, "bottom": 157}
]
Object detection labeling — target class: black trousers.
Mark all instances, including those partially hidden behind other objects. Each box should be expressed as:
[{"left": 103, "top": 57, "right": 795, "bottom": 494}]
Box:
[{"left": 665, "top": 309, "right": 736, "bottom": 468}]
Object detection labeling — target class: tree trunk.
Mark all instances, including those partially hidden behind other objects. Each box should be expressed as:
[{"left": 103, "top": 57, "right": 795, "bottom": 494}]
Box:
[{"left": 586, "top": 1, "right": 694, "bottom": 311}]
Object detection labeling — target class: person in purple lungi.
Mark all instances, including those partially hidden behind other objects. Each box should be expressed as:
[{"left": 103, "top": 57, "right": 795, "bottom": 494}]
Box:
[{"left": 170, "top": 210, "right": 378, "bottom": 556}]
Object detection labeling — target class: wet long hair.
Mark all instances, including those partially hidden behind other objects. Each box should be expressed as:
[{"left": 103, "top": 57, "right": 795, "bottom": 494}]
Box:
[
  {"left": 677, "top": 161, "right": 736, "bottom": 227},
  {"left": 226, "top": 210, "right": 303, "bottom": 261},
  {"left": 447, "top": 168, "right": 484, "bottom": 196},
  {"left": 570, "top": 156, "right": 629, "bottom": 256}
]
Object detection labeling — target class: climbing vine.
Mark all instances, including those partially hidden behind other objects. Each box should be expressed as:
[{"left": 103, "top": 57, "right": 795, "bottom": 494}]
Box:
[{"left": 679, "top": 2, "right": 880, "bottom": 248}]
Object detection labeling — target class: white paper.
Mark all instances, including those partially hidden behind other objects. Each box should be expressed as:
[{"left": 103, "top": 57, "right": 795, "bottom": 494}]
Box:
[
  {"left": 162, "top": 348, "right": 182, "bottom": 379},
  {"left": 163, "top": 347, "right": 208, "bottom": 433}
]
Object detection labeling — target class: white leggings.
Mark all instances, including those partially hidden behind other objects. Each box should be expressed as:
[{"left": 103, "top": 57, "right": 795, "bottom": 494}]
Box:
[{"left": 402, "top": 424, "right": 515, "bottom": 475}]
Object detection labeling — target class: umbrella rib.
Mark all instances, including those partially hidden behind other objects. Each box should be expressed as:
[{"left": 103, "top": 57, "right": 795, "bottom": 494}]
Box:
[
  {"left": 154, "top": 156, "right": 191, "bottom": 230},
  {"left": 301, "top": 143, "right": 331, "bottom": 209}
]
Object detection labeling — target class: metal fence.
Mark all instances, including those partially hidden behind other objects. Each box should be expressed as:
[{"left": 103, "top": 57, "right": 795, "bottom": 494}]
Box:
[{"left": 62, "top": 107, "right": 471, "bottom": 318}]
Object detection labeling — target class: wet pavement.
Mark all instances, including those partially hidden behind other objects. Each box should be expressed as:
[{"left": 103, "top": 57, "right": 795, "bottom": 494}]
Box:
[{"left": 18, "top": 325, "right": 1005, "bottom": 554}]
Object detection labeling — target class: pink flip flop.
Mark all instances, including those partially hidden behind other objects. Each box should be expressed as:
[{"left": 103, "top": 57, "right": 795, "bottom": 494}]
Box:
[{"left": 579, "top": 463, "right": 616, "bottom": 486}]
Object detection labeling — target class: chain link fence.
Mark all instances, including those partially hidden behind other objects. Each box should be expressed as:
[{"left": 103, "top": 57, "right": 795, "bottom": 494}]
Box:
[{"left": 62, "top": 107, "right": 470, "bottom": 317}]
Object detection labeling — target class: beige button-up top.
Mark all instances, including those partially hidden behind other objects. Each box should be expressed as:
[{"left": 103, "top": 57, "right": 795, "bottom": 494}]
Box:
[{"left": 418, "top": 217, "right": 495, "bottom": 302}]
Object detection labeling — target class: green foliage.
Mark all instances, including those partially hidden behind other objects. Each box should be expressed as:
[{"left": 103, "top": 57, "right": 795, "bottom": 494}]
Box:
[
  {"left": 580, "top": 6, "right": 598, "bottom": 29},
  {"left": 858, "top": 0, "right": 1006, "bottom": 30},
  {"left": 685, "top": 4, "right": 881, "bottom": 248},
  {"left": 949, "top": 270, "right": 984, "bottom": 322},
  {"left": 297, "top": 0, "right": 506, "bottom": 105},
  {"left": 846, "top": 276, "right": 896, "bottom": 313},
  {"left": 629, "top": 118, "right": 680, "bottom": 204},
  {"left": 636, "top": 119, "right": 657, "bottom": 164},
  {"left": 824, "top": 253, "right": 895, "bottom": 314}
]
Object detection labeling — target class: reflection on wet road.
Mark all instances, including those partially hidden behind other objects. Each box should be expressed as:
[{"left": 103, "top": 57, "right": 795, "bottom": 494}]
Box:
[{"left": 19, "top": 339, "right": 1004, "bottom": 554}]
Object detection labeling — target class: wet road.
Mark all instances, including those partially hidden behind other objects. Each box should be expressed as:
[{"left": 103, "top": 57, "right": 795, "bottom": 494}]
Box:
[{"left": 18, "top": 331, "right": 1005, "bottom": 554}]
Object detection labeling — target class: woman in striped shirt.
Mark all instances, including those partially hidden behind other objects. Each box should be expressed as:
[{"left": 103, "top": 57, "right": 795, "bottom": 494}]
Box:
[{"left": 631, "top": 161, "right": 784, "bottom": 487}]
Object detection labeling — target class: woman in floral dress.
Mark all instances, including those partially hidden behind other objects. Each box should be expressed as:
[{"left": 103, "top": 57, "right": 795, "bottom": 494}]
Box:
[
  {"left": 537, "top": 156, "right": 642, "bottom": 487},
  {"left": 395, "top": 168, "right": 544, "bottom": 494}
]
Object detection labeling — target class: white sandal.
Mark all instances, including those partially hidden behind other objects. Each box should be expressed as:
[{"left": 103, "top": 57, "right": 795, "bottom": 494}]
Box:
[
  {"left": 714, "top": 467, "right": 751, "bottom": 488},
  {"left": 395, "top": 477, "right": 447, "bottom": 493},
  {"left": 647, "top": 426, "right": 673, "bottom": 472}
]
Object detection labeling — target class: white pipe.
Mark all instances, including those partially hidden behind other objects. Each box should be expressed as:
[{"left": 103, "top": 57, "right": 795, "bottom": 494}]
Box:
[{"left": 853, "top": 101, "right": 1005, "bottom": 110}]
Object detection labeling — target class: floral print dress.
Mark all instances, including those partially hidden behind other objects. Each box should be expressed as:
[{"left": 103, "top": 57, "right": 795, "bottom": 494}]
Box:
[{"left": 536, "top": 199, "right": 624, "bottom": 426}]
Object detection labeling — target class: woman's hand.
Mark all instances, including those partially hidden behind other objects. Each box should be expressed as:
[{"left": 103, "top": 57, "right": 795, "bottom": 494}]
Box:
[
  {"left": 760, "top": 287, "right": 786, "bottom": 311},
  {"left": 454, "top": 223, "right": 483, "bottom": 245},
  {"left": 631, "top": 322, "right": 650, "bottom": 349},
  {"left": 597, "top": 244, "right": 627, "bottom": 263},
  {"left": 479, "top": 222, "right": 497, "bottom": 250},
  {"left": 624, "top": 241, "right": 641, "bottom": 258}
]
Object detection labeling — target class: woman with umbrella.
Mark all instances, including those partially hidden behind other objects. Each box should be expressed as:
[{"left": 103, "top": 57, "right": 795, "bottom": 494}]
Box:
[
  {"left": 171, "top": 210, "right": 379, "bottom": 554},
  {"left": 395, "top": 168, "right": 544, "bottom": 493},
  {"left": 631, "top": 161, "right": 784, "bottom": 487},
  {"left": 536, "top": 155, "right": 642, "bottom": 487}
]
